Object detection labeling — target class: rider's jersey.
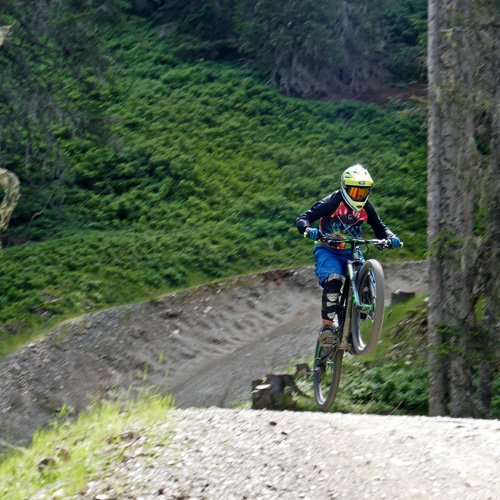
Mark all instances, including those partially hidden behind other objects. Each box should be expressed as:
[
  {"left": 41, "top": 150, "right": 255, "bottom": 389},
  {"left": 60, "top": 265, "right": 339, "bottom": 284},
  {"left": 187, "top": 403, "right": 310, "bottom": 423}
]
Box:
[{"left": 296, "top": 190, "right": 395, "bottom": 250}]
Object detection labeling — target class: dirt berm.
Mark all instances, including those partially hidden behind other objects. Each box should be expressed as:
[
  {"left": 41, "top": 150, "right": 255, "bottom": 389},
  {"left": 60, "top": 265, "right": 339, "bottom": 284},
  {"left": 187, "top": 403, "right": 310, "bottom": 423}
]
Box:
[{"left": 1, "top": 261, "right": 427, "bottom": 451}]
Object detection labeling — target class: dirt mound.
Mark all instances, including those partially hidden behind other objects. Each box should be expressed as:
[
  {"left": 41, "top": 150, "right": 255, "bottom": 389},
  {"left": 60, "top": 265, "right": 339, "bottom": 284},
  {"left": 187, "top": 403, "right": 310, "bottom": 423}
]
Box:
[{"left": 0, "top": 262, "right": 427, "bottom": 451}]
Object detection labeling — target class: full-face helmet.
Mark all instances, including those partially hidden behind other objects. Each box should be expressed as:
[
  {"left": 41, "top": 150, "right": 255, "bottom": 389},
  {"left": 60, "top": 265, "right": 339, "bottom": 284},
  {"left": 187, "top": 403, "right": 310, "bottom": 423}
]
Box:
[{"left": 340, "top": 164, "right": 373, "bottom": 211}]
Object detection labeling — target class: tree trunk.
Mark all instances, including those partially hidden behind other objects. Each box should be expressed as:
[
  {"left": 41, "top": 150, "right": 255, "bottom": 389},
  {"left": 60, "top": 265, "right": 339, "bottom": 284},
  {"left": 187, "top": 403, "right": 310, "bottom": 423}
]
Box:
[
  {"left": 427, "top": 0, "right": 477, "bottom": 417},
  {"left": 0, "top": 25, "right": 10, "bottom": 46},
  {"left": 427, "top": 0, "right": 447, "bottom": 416},
  {"left": 478, "top": 98, "right": 500, "bottom": 411},
  {"left": 0, "top": 168, "right": 20, "bottom": 249}
]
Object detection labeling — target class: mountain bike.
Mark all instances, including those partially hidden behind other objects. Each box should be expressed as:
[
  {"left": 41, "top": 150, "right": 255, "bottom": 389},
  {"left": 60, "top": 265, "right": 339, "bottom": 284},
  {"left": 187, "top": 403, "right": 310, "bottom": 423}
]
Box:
[{"left": 313, "top": 234, "right": 402, "bottom": 411}]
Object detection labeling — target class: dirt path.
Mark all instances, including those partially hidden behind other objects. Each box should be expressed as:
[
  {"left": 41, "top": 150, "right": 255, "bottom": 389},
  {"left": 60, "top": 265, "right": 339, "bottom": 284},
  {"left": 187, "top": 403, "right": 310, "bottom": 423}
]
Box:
[
  {"left": 171, "top": 311, "right": 318, "bottom": 408},
  {"left": 0, "top": 263, "right": 427, "bottom": 450}
]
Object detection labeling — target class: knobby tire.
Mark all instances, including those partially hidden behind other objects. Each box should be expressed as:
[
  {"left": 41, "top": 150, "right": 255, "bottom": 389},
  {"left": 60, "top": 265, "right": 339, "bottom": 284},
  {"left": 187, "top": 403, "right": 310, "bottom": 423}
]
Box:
[
  {"left": 351, "top": 259, "right": 385, "bottom": 356},
  {"left": 313, "top": 340, "right": 344, "bottom": 411}
]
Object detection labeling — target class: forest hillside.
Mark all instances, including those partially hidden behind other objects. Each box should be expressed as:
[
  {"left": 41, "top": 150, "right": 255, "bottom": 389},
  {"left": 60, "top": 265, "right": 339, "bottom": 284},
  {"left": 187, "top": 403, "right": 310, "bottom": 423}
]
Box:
[{"left": 0, "top": 1, "right": 426, "bottom": 353}]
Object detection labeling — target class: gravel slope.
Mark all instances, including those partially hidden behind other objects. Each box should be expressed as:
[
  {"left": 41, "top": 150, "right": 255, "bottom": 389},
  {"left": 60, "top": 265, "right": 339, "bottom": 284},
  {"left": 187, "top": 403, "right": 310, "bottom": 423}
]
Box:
[{"left": 72, "top": 407, "right": 500, "bottom": 500}]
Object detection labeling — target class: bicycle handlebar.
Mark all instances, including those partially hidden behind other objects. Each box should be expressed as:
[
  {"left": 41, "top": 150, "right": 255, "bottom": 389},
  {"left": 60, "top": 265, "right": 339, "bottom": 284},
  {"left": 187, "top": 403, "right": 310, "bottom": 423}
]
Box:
[{"left": 316, "top": 232, "right": 404, "bottom": 249}]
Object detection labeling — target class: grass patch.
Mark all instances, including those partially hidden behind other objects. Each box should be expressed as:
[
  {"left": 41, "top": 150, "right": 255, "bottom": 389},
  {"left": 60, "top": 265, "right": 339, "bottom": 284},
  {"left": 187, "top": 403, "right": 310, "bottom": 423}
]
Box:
[{"left": 0, "top": 392, "right": 174, "bottom": 500}]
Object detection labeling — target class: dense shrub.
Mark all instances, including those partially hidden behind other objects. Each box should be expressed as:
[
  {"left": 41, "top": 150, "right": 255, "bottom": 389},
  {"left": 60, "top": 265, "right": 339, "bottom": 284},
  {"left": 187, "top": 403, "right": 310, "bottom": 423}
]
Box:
[{"left": 0, "top": 15, "right": 427, "bottom": 351}]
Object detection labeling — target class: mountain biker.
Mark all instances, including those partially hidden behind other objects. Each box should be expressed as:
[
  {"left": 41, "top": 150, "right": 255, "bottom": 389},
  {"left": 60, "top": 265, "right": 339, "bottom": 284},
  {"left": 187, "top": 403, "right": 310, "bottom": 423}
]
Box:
[{"left": 296, "top": 164, "right": 401, "bottom": 347}]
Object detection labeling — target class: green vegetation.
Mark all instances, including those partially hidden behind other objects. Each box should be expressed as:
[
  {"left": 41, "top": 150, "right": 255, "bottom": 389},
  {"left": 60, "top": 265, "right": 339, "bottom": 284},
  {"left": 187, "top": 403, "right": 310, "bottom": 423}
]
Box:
[
  {"left": 0, "top": 392, "right": 174, "bottom": 500},
  {"left": 162, "top": 0, "right": 427, "bottom": 96},
  {"left": 329, "top": 297, "right": 430, "bottom": 415},
  {"left": 0, "top": 12, "right": 427, "bottom": 353}
]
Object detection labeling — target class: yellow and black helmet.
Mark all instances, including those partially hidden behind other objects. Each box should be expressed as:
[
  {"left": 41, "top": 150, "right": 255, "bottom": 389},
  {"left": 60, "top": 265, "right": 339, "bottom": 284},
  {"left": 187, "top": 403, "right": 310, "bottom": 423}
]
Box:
[{"left": 340, "top": 164, "right": 373, "bottom": 211}]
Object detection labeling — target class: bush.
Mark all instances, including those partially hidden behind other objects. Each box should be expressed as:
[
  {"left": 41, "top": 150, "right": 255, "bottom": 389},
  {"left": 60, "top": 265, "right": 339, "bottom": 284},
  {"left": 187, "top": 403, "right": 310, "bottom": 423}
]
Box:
[{"left": 1, "top": 15, "right": 427, "bottom": 353}]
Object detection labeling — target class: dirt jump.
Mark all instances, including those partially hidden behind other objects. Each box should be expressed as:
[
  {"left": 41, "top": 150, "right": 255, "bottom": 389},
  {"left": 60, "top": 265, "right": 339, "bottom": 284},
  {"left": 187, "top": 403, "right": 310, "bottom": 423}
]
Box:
[{"left": 0, "top": 262, "right": 427, "bottom": 450}]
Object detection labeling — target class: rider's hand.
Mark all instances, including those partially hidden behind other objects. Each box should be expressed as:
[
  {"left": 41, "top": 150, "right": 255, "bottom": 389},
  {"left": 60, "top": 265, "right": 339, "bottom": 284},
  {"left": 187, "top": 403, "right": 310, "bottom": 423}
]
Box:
[
  {"left": 389, "top": 236, "right": 401, "bottom": 248},
  {"left": 306, "top": 228, "right": 321, "bottom": 241}
]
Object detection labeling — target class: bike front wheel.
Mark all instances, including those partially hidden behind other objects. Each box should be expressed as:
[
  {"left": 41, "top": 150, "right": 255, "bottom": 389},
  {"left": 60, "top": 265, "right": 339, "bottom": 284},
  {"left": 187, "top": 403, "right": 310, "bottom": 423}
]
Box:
[
  {"left": 351, "top": 259, "right": 385, "bottom": 356},
  {"left": 313, "top": 340, "right": 344, "bottom": 411}
]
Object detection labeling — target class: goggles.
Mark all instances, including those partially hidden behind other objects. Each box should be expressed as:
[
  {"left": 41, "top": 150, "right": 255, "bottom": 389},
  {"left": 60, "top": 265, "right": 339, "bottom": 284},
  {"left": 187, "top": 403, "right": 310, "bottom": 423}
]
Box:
[{"left": 346, "top": 185, "right": 371, "bottom": 201}]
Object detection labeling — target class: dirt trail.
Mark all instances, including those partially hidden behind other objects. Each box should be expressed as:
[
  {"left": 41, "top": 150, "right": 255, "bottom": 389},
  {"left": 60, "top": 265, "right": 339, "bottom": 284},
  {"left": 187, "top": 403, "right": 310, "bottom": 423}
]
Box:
[
  {"left": 173, "top": 260, "right": 428, "bottom": 409},
  {"left": 0, "top": 262, "right": 427, "bottom": 450}
]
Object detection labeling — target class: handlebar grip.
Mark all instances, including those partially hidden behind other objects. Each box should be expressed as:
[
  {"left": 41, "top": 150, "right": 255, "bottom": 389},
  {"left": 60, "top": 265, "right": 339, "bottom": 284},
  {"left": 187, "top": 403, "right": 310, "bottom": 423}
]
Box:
[{"left": 303, "top": 228, "right": 323, "bottom": 241}]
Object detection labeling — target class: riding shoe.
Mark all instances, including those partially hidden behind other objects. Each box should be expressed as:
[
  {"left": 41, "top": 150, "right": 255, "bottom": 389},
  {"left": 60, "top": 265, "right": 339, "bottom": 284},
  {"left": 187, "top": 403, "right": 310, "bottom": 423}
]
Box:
[{"left": 318, "top": 323, "right": 339, "bottom": 348}]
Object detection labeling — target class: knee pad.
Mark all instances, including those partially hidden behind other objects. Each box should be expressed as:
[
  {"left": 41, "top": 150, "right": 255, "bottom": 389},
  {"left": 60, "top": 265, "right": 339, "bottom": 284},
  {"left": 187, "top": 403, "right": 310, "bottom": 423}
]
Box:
[{"left": 321, "top": 274, "right": 342, "bottom": 320}]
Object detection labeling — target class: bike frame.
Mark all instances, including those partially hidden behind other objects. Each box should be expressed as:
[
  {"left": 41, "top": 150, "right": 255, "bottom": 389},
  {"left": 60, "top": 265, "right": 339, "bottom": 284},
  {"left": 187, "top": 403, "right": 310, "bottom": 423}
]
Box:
[
  {"left": 336, "top": 246, "right": 364, "bottom": 352},
  {"left": 321, "top": 237, "right": 386, "bottom": 352}
]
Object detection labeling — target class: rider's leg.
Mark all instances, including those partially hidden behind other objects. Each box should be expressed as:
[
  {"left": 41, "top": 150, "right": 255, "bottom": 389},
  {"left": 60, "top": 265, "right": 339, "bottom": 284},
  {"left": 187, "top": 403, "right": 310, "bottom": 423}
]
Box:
[
  {"left": 314, "top": 246, "right": 346, "bottom": 327},
  {"left": 321, "top": 273, "right": 343, "bottom": 329},
  {"left": 314, "top": 247, "right": 346, "bottom": 347}
]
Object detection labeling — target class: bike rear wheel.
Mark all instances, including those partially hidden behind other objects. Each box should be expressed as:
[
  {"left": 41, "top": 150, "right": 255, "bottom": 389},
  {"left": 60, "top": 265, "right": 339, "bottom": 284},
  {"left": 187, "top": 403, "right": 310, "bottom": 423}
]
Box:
[
  {"left": 351, "top": 259, "right": 385, "bottom": 356},
  {"left": 313, "top": 340, "right": 344, "bottom": 411}
]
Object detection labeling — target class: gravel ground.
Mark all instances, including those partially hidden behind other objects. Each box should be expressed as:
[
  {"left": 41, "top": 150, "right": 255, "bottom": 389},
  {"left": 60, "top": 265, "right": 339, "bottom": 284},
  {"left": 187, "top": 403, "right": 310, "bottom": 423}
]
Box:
[{"left": 72, "top": 407, "right": 500, "bottom": 500}]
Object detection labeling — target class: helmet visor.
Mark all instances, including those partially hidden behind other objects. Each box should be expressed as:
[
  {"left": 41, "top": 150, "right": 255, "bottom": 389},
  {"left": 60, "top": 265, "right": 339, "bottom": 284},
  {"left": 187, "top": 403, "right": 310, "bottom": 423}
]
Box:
[{"left": 346, "top": 185, "right": 371, "bottom": 201}]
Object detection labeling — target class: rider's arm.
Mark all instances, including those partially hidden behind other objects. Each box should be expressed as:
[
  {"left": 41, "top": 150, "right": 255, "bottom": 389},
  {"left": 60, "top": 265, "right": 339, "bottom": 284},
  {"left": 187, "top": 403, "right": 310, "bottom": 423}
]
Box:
[
  {"left": 365, "top": 201, "right": 396, "bottom": 239},
  {"left": 296, "top": 192, "right": 342, "bottom": 235}
]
